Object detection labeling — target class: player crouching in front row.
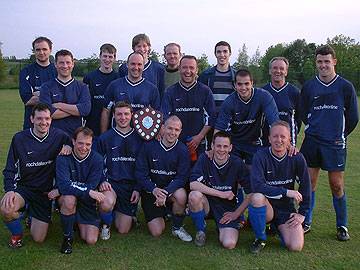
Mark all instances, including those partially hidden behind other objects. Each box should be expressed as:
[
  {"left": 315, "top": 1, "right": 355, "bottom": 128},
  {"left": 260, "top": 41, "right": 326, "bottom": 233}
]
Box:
[{"left": 248, "top": 120, "right": 311, "bottom": 254}]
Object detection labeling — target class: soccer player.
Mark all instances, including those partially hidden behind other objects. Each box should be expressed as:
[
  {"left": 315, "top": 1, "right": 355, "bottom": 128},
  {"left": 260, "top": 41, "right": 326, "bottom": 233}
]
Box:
[
  {"left": 135, "top": 116, "right": 192, "bottom": 242},
  {"left": 118, "top": 33, "right": 165, "bottom": 97},
  {"left": 96, "top": 101, "right": 143, "bottom": 239},
  {"left": 215, "top": 69, "right": 279, "bottom": 165},
  {"left": 40, "top": 49, "right": 91, "bottom": 136},
  {"left": 300, "top": 45, "right": 359, "bottom": 240},
  {"left": 188, "top": 131, "right": 251, "bottom": 249},
  {"left": 83, "top": 44, "right": 118, "bottom": 137},
  {"left": 262, "top": 57, "right": 301, "bottom": 146},
  {"left": 163, "top": 42, "right": 182, "bottom": 90},
  {"left": 19, "top": 37, "right": 57, "bottom": 130},
  {"left": 100, "top": 52, "right": 160, "bottom": 133},
  {"left": 55, "top": 127, "right": 104, "bottom": 254},
  {"left": 161, "top": 55, "right": 216, "bottom": 158},
  {"left": 1, "top": 103, "right": 70, "bottom": 248},
  {"left": 248, "top": 120, "right": 310, "bottom": 254}
]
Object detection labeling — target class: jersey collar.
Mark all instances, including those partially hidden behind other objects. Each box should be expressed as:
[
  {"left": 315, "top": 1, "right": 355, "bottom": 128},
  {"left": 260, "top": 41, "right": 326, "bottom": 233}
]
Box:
[
  {"left": 268, "top": 147, "right": 287, "bottom": 162},
  {"left": 56, "top": 78, "right": 74, "bottom": 87},
  {"left": 270, "top": 82, "right": 288, "bottom": 92},
  {"left": 72, "top": 150, "right": 91, "bottom": 163},
  {"left": 125, "top": 76, "right": 145, "bottom": 87},
  {"left": 316, "top": 74, "right": 339, "bottom": 87},
  {"left": 112, "top": 127, "right": 134, "bottom": 138},
  {"left": 30, "top": 128, "right": 49, "bottom": 142},
  {"left": 160, "top": 139, "right": 178, "bottom": 151},
  {"left": 179, "top": 81, "right": 197, "bottom": 91}
]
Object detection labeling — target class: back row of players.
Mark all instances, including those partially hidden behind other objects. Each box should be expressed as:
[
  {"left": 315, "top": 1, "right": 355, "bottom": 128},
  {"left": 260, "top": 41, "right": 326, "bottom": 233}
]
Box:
[{"left": 1, "top": 34, "right": 358, "bottom": 254}]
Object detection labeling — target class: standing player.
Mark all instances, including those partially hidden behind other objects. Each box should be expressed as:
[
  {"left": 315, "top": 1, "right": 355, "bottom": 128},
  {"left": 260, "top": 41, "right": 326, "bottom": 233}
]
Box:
[
  {"left": 118, "top": 33, "right": 165, "bottom": 97},
  {"left": 83, "top": 44, "right": 118, "bottom": 137},
  {"left": 19, "top": 37, "right": 57, "bottom": 130},
  {"left": 100, "top": 52, "right": 160, "bottom": 133},
  {"left": 161, "top": 55, "right": 216, "bottom": 158},
  {"left": 96, "top": 101, "right": 143, "bottom": 239},
  {"left": 248, "top": 121, "right": 310, "bottom": 254},
  {"left": 40, "top": 49, "right": 91, "bottom": 136},
  {"left": 55, "top": 127, "right": 105, "bottom": 254},
  {"left": 1, "top": 103, "right": 70, "bottom": 248},
  {"left": 215, "top": 69, "right": 279, "bottom": 165},
  {"left": 262, "top": 57, "right": 301, "bottom": 146},
  {"left": 300, "top": 45, "right": 359, "bottom": 240},
  {"left": 163, "top": 43, "right": 182, "bottom": 90},
  {"left": 135, "top": 116, "right": 192, "bottom": 242},
  {"left": 188, "top": 131, "right": 251, "bottom": 249}
]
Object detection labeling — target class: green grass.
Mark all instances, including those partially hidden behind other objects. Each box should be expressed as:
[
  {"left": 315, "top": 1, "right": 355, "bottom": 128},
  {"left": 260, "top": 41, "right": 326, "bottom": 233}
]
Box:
[{"left": 0, "top": 89, "right": 359, "bottom": 270}]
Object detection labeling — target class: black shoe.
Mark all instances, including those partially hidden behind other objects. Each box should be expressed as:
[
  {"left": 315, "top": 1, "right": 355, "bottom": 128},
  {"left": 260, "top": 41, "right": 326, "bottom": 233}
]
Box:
[
  {"left": 303, "top": 223, "right": 311, "bottom": 234},
  {"left": 60, "top": 237, "right": 73, "bottom": 254},
  {"left": 250, "top": 239, "right": 266, "bottom": 254},
  {"left": 337, "top": 226, "right": 350, "bottom": 241}
]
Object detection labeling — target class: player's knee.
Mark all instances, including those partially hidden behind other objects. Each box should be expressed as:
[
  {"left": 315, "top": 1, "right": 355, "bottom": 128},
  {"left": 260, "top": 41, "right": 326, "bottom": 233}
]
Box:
[
  {"left": 60, "top": 196, "right": 76, "bottom": 213},
  {"left": 32, "top": 233, "right": 46, "bottom": 243},
  {"left": 149, "top": 225, "right": 164, "bottom": 237},
  {"left": 85, "top": 235, "right": 98, "bottom": 245},
  {"left": 188, "top": 191, "right": 203, "bottom": 208},
  {"left": 221, "top": 238, "right": 237, "bottom": 250},
  {"left": 100, "top": 197, "right": 115, "bottom": 212},
  {"left": 0, "top": 205, "right": 16, "bottom": 220},
  {"left": 287, "top": 241, "right": 303, "bottom": 252},
  {"left": 173, "top": 188, "right": 187, "bottom": 205},
  {"left": 250, "top": 193, "right": 266, "bottom": 207},
  {"left": 330, "top": 184, "right": 344, "bottom": 197},
  {"left": 117, "top": 226, "right": 130, "bottom": 235}
]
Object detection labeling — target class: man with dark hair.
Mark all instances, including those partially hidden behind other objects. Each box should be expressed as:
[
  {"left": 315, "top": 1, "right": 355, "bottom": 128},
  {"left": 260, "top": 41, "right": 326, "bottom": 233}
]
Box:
[
  {"left": 163, "top": 42, "right": 182, "bottom": 90},
  {"left": 40, "top": 49, "right": 91, "bottom": 136},
  {"left": 83, "top": 44, "right": 118, "bottom": 137},
  {"left": 19, "top": 37, "right": 57, "bottom": 130},
  {"left": 1, "top": 103, "right": 70, "bottom": 248},
  {"left": 300, "top": 45, "right": 359, "bottom": 240}
]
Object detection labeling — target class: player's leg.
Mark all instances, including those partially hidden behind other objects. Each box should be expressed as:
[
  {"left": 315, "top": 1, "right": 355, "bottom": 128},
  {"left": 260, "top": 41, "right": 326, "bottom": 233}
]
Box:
[
  {"left": 169, "top": 188, "right": 192, "bottom": 242},
  {"left": 98, "top": 189, "right": 116, "bottom": 240},
  {"left": 78, "top": 224, "right": 99, "bottom": 245},
  {"left": 30, "top": 218, "right": 49, "bottom": 243},
  {"left": 188, "top": 191, "right": 210, "bottom": 246},
  {"left": 147, "top": 217, "right": 166, "bottom": 237},
  {"left": 278, "top": 214, "right": 304, "bottom": 251},
  {"left": 219, "top": 227, "right": 238, "bottom": 250},
  {"left": 114, "top": 211, "right": 133, "bottom": 234},
  {"left": 303, "top": 167, "right": 320, "bottom": 233},
  {"left": 58, "top": 195, "right": 77, "bottom": 254}
]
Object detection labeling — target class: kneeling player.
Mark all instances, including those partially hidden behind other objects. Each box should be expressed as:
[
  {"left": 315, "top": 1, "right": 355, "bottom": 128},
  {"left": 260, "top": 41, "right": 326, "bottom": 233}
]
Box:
[
  {"left": 248, "top": 121, "right": 310, "bottom": 254},
  {"left": 135, "top": 116, "right": 192, "bottom": 241},
  {"left": 96, "top": 101, "right": 143, "bottom": 239},
  {"left": 1, "top": 103, "right": 70, "bottom": 248},
  {"left": 188, "top": 131, "right": 251, "bottom": 249},
  {"left": 56, "top": 127, "right": 105, "bottom": 254}
]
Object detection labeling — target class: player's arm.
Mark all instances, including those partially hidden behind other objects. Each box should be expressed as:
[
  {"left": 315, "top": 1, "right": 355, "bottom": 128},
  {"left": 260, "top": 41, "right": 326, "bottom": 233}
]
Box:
[
  {"left": 263, "top": 91, "right": 280, "bottom": 126},
  {"left": 151, "top": 85, "right": 161, "bottom": 110},
  {"left": 134, "top": 145, "right": 156, "bottom": 193},
  {"left": 299, "top": 84, "right": 310, "bottom": 125},
  {"left": 118, "top": 63, "right": 127, "bottom": 78},
  {"left": 293, "top": 88, "right": 302, "bottom": 135},
  {"left": 39, "top": 83, "right": 71, "bottom": 119},
  {"left": 100, "top": 83, "right": 116, "bottom": 133},
  {"left": 214, "top": 98, "right": 233, "bottom": 132},
  {"left": 19, "top": 68, "right": 39, "bottom": 106},
  {"left": 160, "top": 91, "right": 173, "bottom": 121},
  {"left": 296, "top": 154, "right": 311, "bottom": 217},
  {"left": 3, "top": 137, "right": 20, "bottom": 193},
  {"left": 220, "top": 193, "right": 253, "bottom": 224},
  {"left": 344, "top": 83, "right": 359, "bottom": 136},
  {"left": 157, "top": 66, "right": 165, "bottom": 100}
]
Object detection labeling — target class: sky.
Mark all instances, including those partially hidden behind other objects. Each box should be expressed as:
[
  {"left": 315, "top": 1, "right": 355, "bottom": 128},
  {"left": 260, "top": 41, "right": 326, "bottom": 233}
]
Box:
[{"left": 0, "top": 0, "right": 359, "bottom": 64}]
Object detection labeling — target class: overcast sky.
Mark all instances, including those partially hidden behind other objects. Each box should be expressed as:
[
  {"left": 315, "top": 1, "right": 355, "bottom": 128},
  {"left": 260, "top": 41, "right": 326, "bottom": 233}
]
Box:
[{"left": 0, "top": 0, "right": 359, "bottom": 64}]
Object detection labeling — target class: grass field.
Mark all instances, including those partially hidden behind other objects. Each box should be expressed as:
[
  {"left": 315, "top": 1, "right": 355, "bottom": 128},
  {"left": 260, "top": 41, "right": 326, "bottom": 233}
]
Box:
[{"left": 0, "top": 89, "right": 359, "bottom": 270}]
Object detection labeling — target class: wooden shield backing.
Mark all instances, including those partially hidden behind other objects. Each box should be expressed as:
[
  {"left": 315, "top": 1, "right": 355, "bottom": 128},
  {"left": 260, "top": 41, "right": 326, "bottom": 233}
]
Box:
[{"left": 132, "top": 107, "right": 163, "bottom": 141}]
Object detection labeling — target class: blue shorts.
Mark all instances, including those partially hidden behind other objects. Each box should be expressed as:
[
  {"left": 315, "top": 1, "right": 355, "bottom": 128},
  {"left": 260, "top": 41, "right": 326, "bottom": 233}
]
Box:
[
  {"left": 140, "top": 191, "right": 172, "bottom": 223},
  {"left": 110, "top": 181, "right": 138, "bottom": 217},
  {"left": 269, "top": 199, "right": 296, "bottom": 227},
  {"left": 15, "top": 186, "right": 52, "bottom": 223},
  {"left": 300, "top": 136, "right": 346, "bottom": 171},
  {"left": 232, "top": 143, "right": 265, "bottom": 165},
  {"left": 207, "top": 197, "right": 240, "bottom": 230},
  {"left": 76, "top": 198, "right": 100, "bottom": 227}
]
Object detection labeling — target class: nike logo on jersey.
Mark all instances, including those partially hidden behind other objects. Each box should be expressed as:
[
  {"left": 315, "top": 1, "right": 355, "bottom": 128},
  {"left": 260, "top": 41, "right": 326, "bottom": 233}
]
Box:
[
  {"left": 209, "top": 175, "right": 213, "bottom": 178},
  {"left": 95, "top": 83, "right": 101, "bottom": 87},
  {"left": 27, "top": 151, "right": 33, "bottom": 155},
  {"left": 267, "top": 171, "right": 272, "bottom": 174},
  {"left": 111, "top": 146, "right": 119, "bottom": 150},
  {"left": 176, "top": 98, "right": 181, "bottom": 101},
  {"left": 53, "top": 94, "right": 59, "bottom": 97},
  {"left": 35, "top": 75, "right": 40, "bottom": 79},
  {"left": 337, "top": 163, "right": 344, "bottom": 167},
  {"left": 314, "top": 96, "right": 320, "bottom": 99},
  {"left": 120, "top": 92, "right": 126, "bottom": 95},
  {"left": 235, "top": 112, "right": 241, "bottom": 115},
  {"left": 152, "top": 159, "right": 158, "bottom": 162}
]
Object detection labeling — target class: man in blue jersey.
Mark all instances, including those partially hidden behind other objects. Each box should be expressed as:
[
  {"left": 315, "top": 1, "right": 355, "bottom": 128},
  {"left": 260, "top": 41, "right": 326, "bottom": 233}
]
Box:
[
  {"left": 215, "top": 69, "right": 279, "bottom": 165},
  {"left": 55, "top": 127, "right": 105, "bottom": 254},
  {"left": 19, "top": 37, "right": 57, "bottom": 130},
  {"left": 1, "top": 103, "right": 70, "bottom": 248},
  {"left": 118, "top": 33, "right": 165, "bottom": 97},
  {"left": 83, "top": 44, "right": 118, "bottom": 137},
  {"left": 262, "top": 57, "right": 301, "bottom": 146},
  {"left": 248, "top": 121, "right": 310, "bottom": 254},
  {"left": 40, "top": 49, "right": 91, "bottom": 136},
  {"left": 96, "top": 101, "right": 143, "bottom": 240},
  {"left": 135, "top": 116, "right": 192, "bottom": 242},
  {"left": 161, "top": 55, "right": 216, "bottom": 160},
  {"left": 100, "top": 52, "right": 160, "bottom": 133},
  {"left": 163, "top": 43, "right": 182, "bottom": 90},
  {"left": 188, "top": 131, "right": 251, "bottom": 249},
  {"left": 300, "top": 45, "right": 359, "bottom": 240}
]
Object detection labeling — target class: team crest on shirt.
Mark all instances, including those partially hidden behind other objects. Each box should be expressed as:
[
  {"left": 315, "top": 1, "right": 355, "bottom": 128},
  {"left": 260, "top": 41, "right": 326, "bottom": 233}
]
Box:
[{"left": 133, "top": 107, "right": 163, "bottom": 141}]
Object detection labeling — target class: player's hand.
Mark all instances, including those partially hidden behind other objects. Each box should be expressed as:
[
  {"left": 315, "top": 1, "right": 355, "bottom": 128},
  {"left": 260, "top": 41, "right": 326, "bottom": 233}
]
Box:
[
  {"left": 205, "top": 149, "right": 214, "bottom": 160},
  {"left": 220, "top": 190, "right": 235, "bottom": 200},
  {"left": 48, "top": 189, "right": 60, "bottom": 200},
  {"left": 99, "top": 182, "right": 112, "bottom": 192},
  {"left": 52, "top": 102, "right": 64, "bottom": 109},
  {"left": 152, "top": 187, "right": 168, "bottom": 201},
  {"left": 89, "top": 190, "right": 106, "bottom": 203},
  {"left": 219, "top": 211, "right": 238, "bottom": 224},
  {"left": 1, "top": 191, "right": 16, "bottom": 209},
  {"left": 287, "top": 145, "right": 298, "bottom": 157},
  {"left": 130, "top": 191, "right": 140, "bottom": 204},
  {"left": 155, "top": 196, "right": 166, "bottom": 207},
  {"left": 286, "top": 190, "right": 302, "bottom": 203},
  {"left": 33, "top": 91, "right": 40, "bottom": 97},
  {"left": 286, "top": 213, "right": 305, "bottom": 228},
  {"left": 188, "top": 134, "right": 203, "bottom": 150},
  {"left": 59, "top": 145, "right": 72, "bottom": 155}
]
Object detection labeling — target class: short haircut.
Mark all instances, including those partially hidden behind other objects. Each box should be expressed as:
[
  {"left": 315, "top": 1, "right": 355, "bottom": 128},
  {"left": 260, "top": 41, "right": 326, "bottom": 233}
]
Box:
[
  {"left": 164, "top": 43, "right": 181, "bottom": 54},
  {"left": 73, "top": 126, "right": 94, "bottom": 140},
  {"left": 164, "top": 115, "right": 182, "bottom": 128},
  {"left": 213, "top": 131, "right": 232, "bottom": 144},
  {"left": 100, "top": 43, "right": 117, "bottom": 56},
  {"left": 132, "top": 33, "right": 151, "bottom": 50},
  {"left": 55, "top": 49, "right": 74, "bottom": 62},
  {"left": 235, "top": 69, "right": 253, "bottom": 82},
  {"left": 180, "top": 55, "right": 197, "bottom": 65},
  {"left": 316, "top": 45, "right": 336, "bottom": 59},
  {"left": 270, "top": 120, "right": 290, "bottom": 134},
  {"left": 214, "top": 41, "right": 231, "bottom": 54},
  {"left": 269, "top": 56, "right": 289, "bottom": 69},
  {"left": 127, "top": 51, "right": 144, "bottom": 63},
  {"left": 32, "top": 36, "right": 53, "bottom": 50},
  {"left": 113, "top": 101, "right": 133, "bottom": 113},
  {"left": 31, "top": 103, "right": 51, "bottom": 117}
]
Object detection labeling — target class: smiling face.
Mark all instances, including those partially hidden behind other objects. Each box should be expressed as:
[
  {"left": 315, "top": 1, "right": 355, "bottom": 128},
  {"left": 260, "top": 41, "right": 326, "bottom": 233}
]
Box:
[
  {"left": 269, "top": 124, "right": 290, "bottom": 157},
  {"left": 180, "top": 58, "right": 198, "bottom": 86},
  {"left": 164, "top": 44, "right": 181, "bottom": 69},
  {"left": 100, "top": 51, "right": 116, "bottom": 72},
  {"left": 134, "top": 40, "right": 150, "bottom": 62},
  {"left": 162, "top": 118, "right": 182, "bottom": 146},
  {"left": 30, "top": 109, "right": 52, "bottom": 137},
  {"left": 212, "top": 136, "right": 232, "bottom": 164},
  {"left": 34, "top": 41, "right": 52, "bottom": 66},
  {"left": 114, "top": 106, "right": 132, "bottom": 130},
  {"left": 215, "top": 45, "right": 231, "bottom": 67},
  {"left": 55, "top": 55, "right": 74, "bottom": 81},
  {"left": 127, "top": 53, "right": 144, "bottom": 82},
  {"left": 72, "top": 132, "right": 93, "bottom": 160},
  {"left": 316, "top": 54, "right": 337, "bottom": 82},
  {"left": 270, "top": 59, "right": 288, "bottom": 86},
  {"left": 234, "top": 74, "right": 253, "bottom": 101}
]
